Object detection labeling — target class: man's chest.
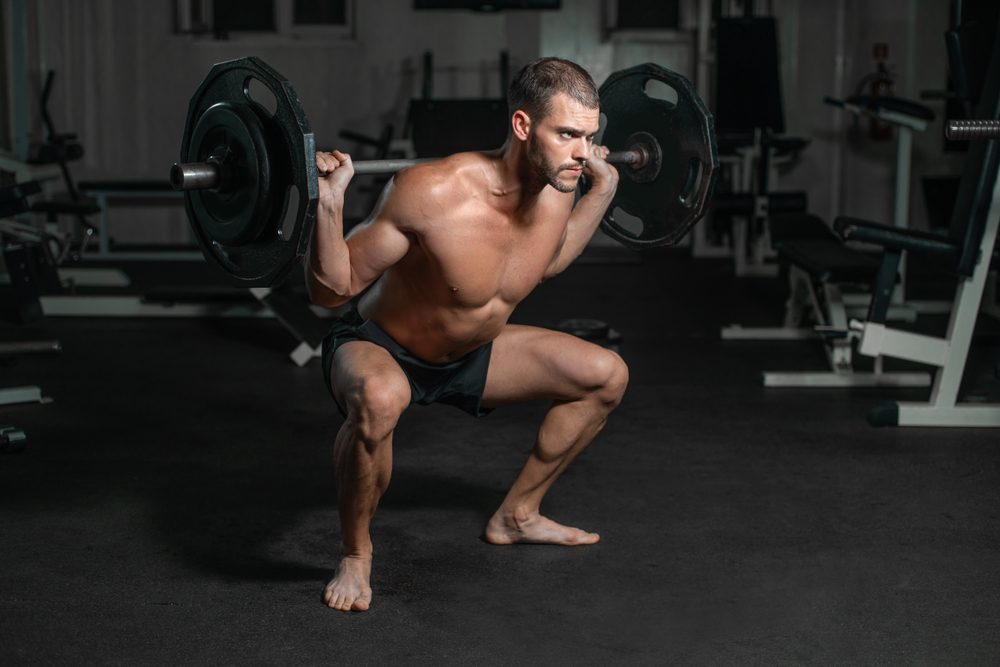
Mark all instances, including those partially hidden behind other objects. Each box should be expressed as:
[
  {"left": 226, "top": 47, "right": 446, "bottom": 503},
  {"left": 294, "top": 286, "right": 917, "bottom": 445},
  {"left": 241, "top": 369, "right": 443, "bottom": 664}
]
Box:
[{"left": 419, "top": 211, "right": 567, "bottom": 306}]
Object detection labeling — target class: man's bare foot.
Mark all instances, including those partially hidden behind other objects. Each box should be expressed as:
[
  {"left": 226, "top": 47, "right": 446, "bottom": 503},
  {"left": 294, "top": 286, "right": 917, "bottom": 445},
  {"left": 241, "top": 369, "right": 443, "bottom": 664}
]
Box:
[
  {"left": 323, "top": 555, "right": 372, "bottom": 612},
  {"left": 485, "top": 508, "right": 600, "bottom": 546}
]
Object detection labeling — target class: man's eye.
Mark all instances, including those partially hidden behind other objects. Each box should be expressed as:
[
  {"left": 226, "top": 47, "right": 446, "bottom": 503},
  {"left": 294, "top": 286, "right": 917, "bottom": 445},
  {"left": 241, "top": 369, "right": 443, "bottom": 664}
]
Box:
[{"left": 561, "top": 132, "right": 573, "bottom": 139}]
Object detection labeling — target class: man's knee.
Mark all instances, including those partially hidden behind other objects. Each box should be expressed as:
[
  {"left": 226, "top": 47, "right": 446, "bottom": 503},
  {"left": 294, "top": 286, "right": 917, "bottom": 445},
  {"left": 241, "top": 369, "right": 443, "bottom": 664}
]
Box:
[
  {"left": 591, "top": 349, "right": 629, "bottom": 408},
  {"left": 344, "top": 374, "right": 411, "bottom": 442}
]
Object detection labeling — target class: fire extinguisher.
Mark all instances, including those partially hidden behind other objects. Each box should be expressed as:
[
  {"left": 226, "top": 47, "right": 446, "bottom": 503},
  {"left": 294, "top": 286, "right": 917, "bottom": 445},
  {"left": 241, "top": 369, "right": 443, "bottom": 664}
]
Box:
[{"left": 856, "top": 43, "right": 895, "bottom": 140}]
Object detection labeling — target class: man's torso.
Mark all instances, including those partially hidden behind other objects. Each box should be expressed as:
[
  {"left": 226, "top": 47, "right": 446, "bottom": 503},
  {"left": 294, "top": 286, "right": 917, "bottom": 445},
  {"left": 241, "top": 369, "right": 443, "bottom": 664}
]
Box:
[{"left": 357, "top": 152, "right": 574, "bottom": 363}]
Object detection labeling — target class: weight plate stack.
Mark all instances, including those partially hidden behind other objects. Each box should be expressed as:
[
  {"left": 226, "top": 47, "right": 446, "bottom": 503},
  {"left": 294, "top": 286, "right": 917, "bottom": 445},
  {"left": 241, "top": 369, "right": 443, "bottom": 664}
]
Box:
[
  {"left": 597, "top": 63, "right": 719, "bottom": 249},
  {"left": 180, "top": 57, "right": 319, "bottom": 287}
]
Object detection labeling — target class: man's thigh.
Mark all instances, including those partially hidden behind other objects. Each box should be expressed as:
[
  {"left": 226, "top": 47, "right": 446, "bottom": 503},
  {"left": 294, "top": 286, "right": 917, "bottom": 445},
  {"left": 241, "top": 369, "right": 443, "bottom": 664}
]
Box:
[{"left": 481, "top": 324, "right": 624, "bottom": 408}]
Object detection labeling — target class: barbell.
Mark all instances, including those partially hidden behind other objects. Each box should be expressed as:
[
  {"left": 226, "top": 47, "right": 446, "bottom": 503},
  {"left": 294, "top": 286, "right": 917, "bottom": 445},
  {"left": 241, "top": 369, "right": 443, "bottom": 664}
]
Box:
[
  {"left": 173, "top": 57, "right": 718, "bottom": 288},
  {"left": 172, "top": 134, "right": 662, "bottom": 189}
]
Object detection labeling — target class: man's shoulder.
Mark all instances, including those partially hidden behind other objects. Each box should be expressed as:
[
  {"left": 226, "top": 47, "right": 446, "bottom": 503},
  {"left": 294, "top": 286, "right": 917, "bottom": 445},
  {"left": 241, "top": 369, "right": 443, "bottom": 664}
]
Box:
[{"left": 393, "top": 152, "right": 492, "bottom": 199}]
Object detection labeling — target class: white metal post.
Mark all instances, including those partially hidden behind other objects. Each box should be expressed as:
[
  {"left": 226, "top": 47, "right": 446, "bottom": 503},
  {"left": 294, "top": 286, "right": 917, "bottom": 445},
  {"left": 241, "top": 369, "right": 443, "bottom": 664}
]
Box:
[
  {"left": 925, "top": 165, "right": 1000, "bottom": 409},
  {"left": 892, "top": 125, "right": 913, "bottom": 305}
]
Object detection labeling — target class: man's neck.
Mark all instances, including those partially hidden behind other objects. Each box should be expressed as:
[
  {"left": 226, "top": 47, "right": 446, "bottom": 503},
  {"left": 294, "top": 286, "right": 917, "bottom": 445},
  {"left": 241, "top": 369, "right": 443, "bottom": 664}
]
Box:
[{"left": 493, "top": 138, "right": 548, "bottom": 215}]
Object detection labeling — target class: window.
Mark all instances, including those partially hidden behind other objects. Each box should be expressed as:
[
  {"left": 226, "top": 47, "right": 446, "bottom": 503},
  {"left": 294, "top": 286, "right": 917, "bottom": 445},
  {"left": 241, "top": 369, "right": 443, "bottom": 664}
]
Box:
[
  {"left": 604, "top": 0, "right": 697, "bottom": 40},
  {"left": 176, "top": 0, "right": 353, "bottom": 40}
]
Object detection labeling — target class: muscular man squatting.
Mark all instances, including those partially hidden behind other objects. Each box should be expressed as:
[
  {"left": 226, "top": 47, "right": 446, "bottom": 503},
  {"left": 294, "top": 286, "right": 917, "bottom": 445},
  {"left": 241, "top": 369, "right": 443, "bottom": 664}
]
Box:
[{"left": 307, "top": 57, "right": 630, "bottom": 612}]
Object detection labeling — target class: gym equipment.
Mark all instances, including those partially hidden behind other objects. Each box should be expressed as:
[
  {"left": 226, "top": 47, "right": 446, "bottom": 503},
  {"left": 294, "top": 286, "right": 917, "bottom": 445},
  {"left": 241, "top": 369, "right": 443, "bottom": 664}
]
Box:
[
  {"left": 178, "top": 58, "right": 317, "bottom": 288},
  {"left": 556, "top": 318, "right": 622, "bottom": 352},
  {"left": 823, "top": 94, "right": 939, "bottom": 316},
  {"left": 0, "top": 425, "right": 27, "bottom": 454},
  {"left": 720, "top": 212, "right": 932, "bottom": 388},
  {"left": 698, "top": 16, "right": 810, "bottom": 277},
  {"left": 732, "top": 14, "right": 1000, "bottom": 427},
  {"left": 173, "top": 57, "right": 718, "bottom": 288},
  {"left": 588, "top": 63, "right": 718, "bottom": 248},
  {"left": 946, "top": 119, "right": 1000, "bottom": 140}
]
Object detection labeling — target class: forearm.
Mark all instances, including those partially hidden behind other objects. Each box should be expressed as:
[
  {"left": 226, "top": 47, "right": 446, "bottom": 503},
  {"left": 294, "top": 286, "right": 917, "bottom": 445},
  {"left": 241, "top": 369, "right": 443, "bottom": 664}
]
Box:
[
  {"left": 551, "top": 184, "right": 616, "bottom": 274},
  {"left": 306, "top": 200, "right": 355, "bottom": 307}
]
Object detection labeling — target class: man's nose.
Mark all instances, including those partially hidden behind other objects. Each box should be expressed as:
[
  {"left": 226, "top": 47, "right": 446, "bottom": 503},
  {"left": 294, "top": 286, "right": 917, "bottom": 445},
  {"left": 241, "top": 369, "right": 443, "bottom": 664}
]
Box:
[{"left": 573, "top": 138, "right": 590, "bottom": 162}]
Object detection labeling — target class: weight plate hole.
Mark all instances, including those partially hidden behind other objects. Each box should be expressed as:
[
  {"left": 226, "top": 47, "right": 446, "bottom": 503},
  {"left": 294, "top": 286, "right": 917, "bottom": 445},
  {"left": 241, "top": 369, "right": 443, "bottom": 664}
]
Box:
[
  {"left": 596, "top": 112, "right": 608, "bottom": 146},
  {"left": 644, "top": 79, "right": 678, "bottom": 107},
  {"left": 610, "top": 206, "right": 644, "bottom": 237},
  {"left": 246, "top": 77, "right": 278, "bottom": 117},
  {"left": 278, "top": 184, "right": 300, "bottom": 242},
  {"left": 679, "top": 158, "right": 703, "bottom": 207}
]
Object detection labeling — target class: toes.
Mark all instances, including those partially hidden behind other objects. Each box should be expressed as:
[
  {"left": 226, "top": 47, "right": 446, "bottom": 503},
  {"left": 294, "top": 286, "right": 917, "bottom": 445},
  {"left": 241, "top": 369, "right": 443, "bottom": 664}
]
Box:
[
  {"left": 353, "top": 590, "right": 371, "bottom": 611},
  {"left": 563, "top": 528, "right": 599, "bottom": 546},
  {"left": 325, "top": 588, "right": 370, "bottom": 612}
]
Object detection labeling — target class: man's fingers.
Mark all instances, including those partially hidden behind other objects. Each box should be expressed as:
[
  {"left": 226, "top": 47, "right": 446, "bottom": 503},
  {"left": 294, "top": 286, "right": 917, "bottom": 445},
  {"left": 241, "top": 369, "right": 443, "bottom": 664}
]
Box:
[
  {"left": 316, "top": 151, "right": 352, "bottom": 175},
  {"left": 316, "top": 152, "right": 336, "bottom": 174}
]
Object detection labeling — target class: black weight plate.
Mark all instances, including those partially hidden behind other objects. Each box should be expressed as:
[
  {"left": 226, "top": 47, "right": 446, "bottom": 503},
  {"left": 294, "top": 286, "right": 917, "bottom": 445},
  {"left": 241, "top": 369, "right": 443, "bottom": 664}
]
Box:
[
  {"left": 557, "top": 318, "right": 610, "bottom": 340},
  {"left": 188, "top": 102, "right": 270, "bottom": 247},
  {"left": 597, "top": 63, "right": 719, "bottom": 249},
  {"left": 181, "top": 57, "right": 318, "bottom": 287}
]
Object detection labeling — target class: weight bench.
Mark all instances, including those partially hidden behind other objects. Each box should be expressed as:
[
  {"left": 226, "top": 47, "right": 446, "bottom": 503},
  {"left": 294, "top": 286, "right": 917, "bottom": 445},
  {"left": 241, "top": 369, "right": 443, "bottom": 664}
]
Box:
[
  {"left": 722, "top": 212, "right": 932, "bottom": 387},
  {"left": 825, "top": 16, "right": 1000, "bottom": 426},
  {"left": 834, "top": 139, "right": 1000, "bottom": 426}
]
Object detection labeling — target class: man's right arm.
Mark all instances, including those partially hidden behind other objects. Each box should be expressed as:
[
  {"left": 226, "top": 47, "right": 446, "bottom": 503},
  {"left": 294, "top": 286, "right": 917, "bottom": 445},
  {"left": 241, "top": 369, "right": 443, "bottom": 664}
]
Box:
[{"left": 306, "top": 151, "right": 413, "bottom": 307}]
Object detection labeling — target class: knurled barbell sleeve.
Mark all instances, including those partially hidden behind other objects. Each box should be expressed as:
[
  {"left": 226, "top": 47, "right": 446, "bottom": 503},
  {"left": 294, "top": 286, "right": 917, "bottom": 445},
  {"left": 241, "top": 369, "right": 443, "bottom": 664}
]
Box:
[
  {"left": 605, "top": 150, "right": 641, "bottom": 166},
  {"left": 945, "top": 120, "right": 1000, "bottom": 141},
  {"left": 170, "top": 162, "right": 225, "bottom": 191}
]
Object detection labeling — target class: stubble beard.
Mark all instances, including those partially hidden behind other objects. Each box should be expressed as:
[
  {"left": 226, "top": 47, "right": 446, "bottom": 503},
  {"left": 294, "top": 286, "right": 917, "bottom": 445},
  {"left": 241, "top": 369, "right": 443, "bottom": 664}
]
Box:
[{"left": 527, "top": 131, "right": 583, "bottom": 194}]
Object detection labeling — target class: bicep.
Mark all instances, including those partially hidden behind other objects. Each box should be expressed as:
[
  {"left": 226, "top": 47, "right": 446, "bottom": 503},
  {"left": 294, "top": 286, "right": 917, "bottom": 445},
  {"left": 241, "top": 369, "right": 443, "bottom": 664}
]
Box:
[
  {"left": 343, "top": 180, "right": 413, "bottom": 291},
  {"left": 344, "top": 217, "right": 411, "bottom": 289},
  {"left": 541, "top": 199, "right": 576, "bottom": 280}
]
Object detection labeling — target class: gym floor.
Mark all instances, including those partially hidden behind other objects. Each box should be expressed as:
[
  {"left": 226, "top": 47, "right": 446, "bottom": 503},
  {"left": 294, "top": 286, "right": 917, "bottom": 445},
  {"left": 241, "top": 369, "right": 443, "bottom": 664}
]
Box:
[{"left": 1, "top": 250, "right": 998, "bottom": 666}]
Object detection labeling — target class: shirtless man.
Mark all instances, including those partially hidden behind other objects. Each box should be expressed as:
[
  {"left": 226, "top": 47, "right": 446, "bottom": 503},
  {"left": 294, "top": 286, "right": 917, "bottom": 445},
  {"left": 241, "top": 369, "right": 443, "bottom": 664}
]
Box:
[{"left": 307, "top": 57, "right": 629, "bottom": 612}]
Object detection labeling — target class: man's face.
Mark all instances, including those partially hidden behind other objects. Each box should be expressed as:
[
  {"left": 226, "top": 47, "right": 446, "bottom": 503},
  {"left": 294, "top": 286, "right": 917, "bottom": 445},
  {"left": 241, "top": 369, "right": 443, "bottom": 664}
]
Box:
[{"left": 525, "top": 92, "right": 601, "bottom": 193}]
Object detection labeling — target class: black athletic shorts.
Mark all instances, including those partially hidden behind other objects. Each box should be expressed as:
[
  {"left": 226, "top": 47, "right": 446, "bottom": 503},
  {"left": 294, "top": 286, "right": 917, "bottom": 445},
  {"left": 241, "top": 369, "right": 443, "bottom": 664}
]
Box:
[{"left": 321, "top": 308, "right": 494, "bottom": 419}]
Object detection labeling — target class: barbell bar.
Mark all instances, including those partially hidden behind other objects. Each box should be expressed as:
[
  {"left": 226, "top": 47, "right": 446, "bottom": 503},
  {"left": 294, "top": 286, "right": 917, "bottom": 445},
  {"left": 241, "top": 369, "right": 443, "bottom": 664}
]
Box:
[{"left": 170, "top": 146, "right": 653, "bottom": 193}]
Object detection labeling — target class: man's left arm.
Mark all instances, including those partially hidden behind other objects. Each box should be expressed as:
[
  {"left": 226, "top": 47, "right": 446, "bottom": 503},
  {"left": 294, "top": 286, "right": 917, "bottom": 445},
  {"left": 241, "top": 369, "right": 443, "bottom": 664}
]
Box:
[{"left": 544, "top": 146, "right": 619, "bottom": 278}]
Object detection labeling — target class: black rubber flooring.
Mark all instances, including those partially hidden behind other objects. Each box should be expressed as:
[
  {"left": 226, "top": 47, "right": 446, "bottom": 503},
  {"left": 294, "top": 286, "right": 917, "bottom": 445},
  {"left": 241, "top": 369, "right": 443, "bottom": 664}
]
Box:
[{"left": 1, "top": 251, "right": 998, "bottom": 666}]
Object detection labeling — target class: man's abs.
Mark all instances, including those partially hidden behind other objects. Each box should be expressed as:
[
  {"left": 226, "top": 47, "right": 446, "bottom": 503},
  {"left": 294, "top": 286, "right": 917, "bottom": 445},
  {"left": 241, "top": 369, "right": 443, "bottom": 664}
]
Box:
[{"left": 358, "top": 280, "right": 512, "bottom": 364}]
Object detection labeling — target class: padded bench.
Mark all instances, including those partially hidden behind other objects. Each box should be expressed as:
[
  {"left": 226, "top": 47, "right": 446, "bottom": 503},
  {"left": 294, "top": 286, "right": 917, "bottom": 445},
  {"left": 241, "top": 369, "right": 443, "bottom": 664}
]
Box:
[
  {"left": 769, "top": 212, "right": 883, "bottom": 285},
  {"left": 76, "top": 180, "right": 190, "bottom": 259}
]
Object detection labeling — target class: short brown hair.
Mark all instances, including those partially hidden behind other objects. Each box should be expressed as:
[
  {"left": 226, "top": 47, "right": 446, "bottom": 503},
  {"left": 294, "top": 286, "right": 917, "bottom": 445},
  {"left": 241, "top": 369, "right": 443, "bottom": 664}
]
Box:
[{"left": 507, "top": 57, "right": 600, "bottom": 125}]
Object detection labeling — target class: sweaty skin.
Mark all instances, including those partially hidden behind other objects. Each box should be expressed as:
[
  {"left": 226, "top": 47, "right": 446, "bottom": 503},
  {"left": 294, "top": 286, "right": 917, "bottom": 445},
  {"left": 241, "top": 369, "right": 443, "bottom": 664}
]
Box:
[{"left": 308, "top": 92, "right": 627, "bottom": 612}]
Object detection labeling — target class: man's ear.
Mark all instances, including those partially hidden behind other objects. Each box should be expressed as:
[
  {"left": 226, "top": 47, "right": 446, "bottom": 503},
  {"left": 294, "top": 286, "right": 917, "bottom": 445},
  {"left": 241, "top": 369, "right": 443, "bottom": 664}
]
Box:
[{"left": 511, "top": 110, "right": 532, "bottom": 141}]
